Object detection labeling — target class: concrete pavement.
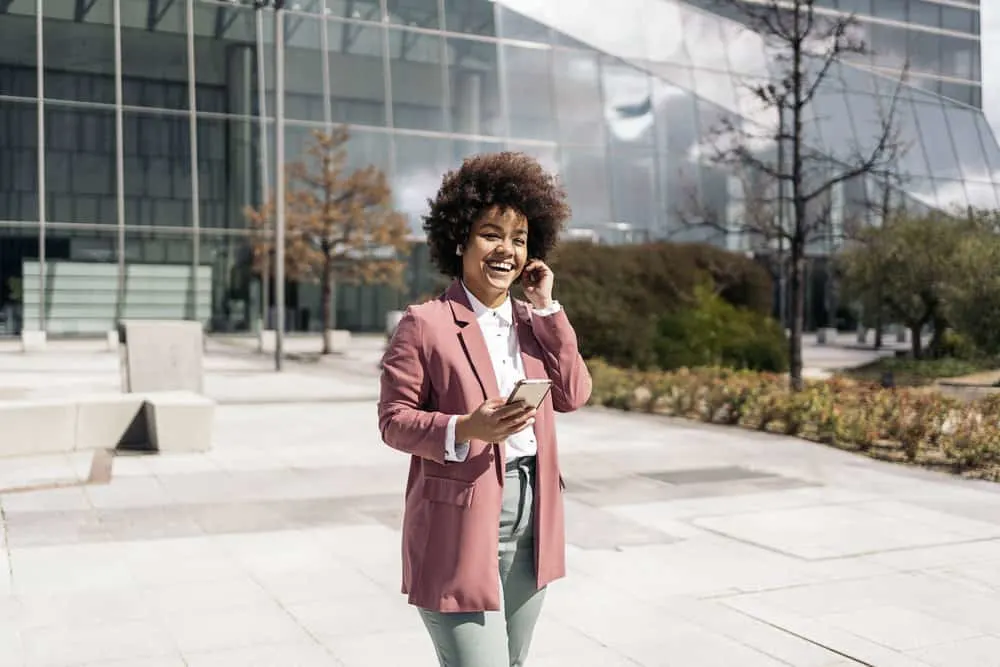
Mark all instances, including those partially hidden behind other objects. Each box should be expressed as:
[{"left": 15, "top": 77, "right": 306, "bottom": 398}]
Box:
[{"left": 2, "top": 342, "right": 1000, "bottom": 665}]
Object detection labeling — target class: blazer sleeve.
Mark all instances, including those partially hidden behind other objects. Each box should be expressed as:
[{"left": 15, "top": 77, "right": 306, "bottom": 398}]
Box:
[
  {"left": 378, "top": 308, "right": 452, "bottom": 464},
  {"left": 530, "top": 307, "right": 592, "bottom": 413}
]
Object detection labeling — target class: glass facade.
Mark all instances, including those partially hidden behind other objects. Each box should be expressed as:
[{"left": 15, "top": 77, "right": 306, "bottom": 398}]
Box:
[{"left": 0, "top": 0, "right": 995, "bottom": 336}]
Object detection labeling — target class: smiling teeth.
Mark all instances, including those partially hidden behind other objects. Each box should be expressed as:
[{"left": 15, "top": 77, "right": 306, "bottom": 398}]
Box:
[{"left": 488, "top": 262, "right": 512, "bottom": 271}]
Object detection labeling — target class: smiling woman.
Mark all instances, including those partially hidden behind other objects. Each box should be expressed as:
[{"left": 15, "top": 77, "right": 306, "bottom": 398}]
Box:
[{"left": 378, "top": 151, "right": 591, "bottom": 667}]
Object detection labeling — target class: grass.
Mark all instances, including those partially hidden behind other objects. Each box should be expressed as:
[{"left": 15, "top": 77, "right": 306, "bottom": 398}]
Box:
[{"left": 839, "top": 355, "right": 1000, "bottom": 387}]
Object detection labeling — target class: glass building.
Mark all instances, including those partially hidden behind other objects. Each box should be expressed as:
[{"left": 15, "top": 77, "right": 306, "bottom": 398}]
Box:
[{"left": 0, "top": 0, "right": 992, "bottom": 336}]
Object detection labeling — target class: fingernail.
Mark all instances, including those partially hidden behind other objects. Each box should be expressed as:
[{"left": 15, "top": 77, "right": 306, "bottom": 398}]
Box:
[{"left": 527, "top": 418, "right": 535, "bottom": 426}]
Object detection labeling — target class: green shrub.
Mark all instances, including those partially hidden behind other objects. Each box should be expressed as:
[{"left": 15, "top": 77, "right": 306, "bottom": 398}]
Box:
[
  {"left": 586, "top": 360, "right": 1000, "bottom": 481},
  {"left": 550, "top": 241, "right": 774, "bottom": 369},
  {"left": 653, "top": 284, "right": 788, "bottom": 373}
]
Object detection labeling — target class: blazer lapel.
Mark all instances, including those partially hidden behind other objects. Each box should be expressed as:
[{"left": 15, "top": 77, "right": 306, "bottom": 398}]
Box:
[{"left": 446, "top": 281, "right": 500, "bottom": 400}]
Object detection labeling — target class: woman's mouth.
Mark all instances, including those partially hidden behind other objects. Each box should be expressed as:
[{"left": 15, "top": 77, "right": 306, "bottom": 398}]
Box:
[{"left": 485, "top": 260, "right": 514, "bottom": 274}]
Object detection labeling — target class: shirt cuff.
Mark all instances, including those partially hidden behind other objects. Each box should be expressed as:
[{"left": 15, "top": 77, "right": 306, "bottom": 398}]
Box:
[
  {"left": 532, "top": 300, "right": 562, "bottom": 317},
  {"left": 445, "top": 415, "right": 471, "bottom": 463}
]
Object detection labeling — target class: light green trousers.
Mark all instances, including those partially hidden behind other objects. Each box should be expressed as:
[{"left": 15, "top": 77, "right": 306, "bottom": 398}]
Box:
[{"left": 418, "top": 456, "right": 547, "bottom": 667}]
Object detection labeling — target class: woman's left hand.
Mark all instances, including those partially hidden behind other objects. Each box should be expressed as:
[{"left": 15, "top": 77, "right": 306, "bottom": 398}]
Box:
[{"left": 522, "top": 260, "right": 554, "bottom": 310}]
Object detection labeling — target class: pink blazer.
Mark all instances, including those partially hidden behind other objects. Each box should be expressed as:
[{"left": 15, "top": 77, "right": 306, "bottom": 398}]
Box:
[{"left": 378, "top": 280, "right": 592, "bottom": 613}]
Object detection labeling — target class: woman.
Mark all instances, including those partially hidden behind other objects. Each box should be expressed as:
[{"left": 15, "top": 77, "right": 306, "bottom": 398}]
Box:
[{"left": 378, "top": 152, "right": 591, "bottom": 667}]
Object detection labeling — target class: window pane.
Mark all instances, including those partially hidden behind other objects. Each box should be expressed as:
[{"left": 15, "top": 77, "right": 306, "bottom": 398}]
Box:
[
  {"left": 0, "top": 1, "right": 37, "bottom": 98},
  {"left": 26, "top": 227, "right": 120, "bottom": 334},
  {"left": 46, "top": 104, "right": 116, "bottom": 226},
  {"left": 601, "top": 60, "right": 654, "bottom": 149},
  {"left": 121, "top": 0, "right": 188, "bottom": 110},
  {"left": 0, "top": 99, "right": 38, "bottom": 221},
  {"left": 385, "top": 0, "right": 440, "bottom": 30},
  {"left": 611, "top": 149, "right": 658, "bottom": 237},
  {"left": 191, "top": 3, "right": 257, "bottom": 114},
  {"left": 934, "top": 179, "right": 968, "bottom": 210},
  {"left": 912, "top": 101, "right": 961, "bottom": 180},
  {"left": 908, "top": 1, "right": 940, "bottom": 28},
  {"left": 837, "top": 0, "right": 871, "bottom": 15},
  {"left": 281, "top": 14, "right": 327, "bottom": 123},
  {"left": 324, "top": 0, "right": 381, "bottom": 22},
  {"left": 507, "top": 142, "right": 558, "bottom": 175},
  {"left": 502, "top": 44, "right": 555, "bottom": 142},
  {"left": 195, "top": 116, "right": 256, "bottom": 231},
  {"left": 328, "top": 19, "right": 389, "bottom": 127},
  {"left": 124, "top": 109, "right": 194, "bottom": 229},
  {"left": 941, "top": 6, "right": 975, "bottom": 34},
  {"left": 498, "top": 6, "right": 551, "bottom": 44},
  {"left": 389, "top": 28, "right": 446, "bottom": 132},
  {"left": 559, "top": 147, "right": 611, "bottom": 226},
  {"left": 908, "top": 31, "right": 941, "bottom": 75},
  {"left": 444, "top": 0, "right": 496, "bottom": 38},
  {"left": 871, "top": 0, "right": 907, "bottom": 22},
  {"left": 869, "top": 24, "right": 909, "bottom": 71},
  {"left": 975, "top": 114, "right": 1000, "bottom": 179},
  {"left": 44, "top": 0, "right": 115, "bottom": 104},
  {"left": 963, "top": 181, "right": 998, "bottom": 209},
  {"left": 446, "top": 37, "right": 503, "bottom": 137},
  {"left": 393, "top": 135, "right": 451, "bottom": 235},
  {"left": 654, "top": 80, "right": 699, "bottom": 157},
  {"left": 939, "top": 35, "right": 976, "bottom": 81},
  {"left": 943, "top": 107, "right": 989, "bottom": 182},
  {"left": 939, "top": 81, "right": 976, "bottom": 107},
  {"left": 552, "top": 48, "right": 604, "bottom": 146},
  {"left": 199, "top": 233, "right": 252, "bottom": 332}
]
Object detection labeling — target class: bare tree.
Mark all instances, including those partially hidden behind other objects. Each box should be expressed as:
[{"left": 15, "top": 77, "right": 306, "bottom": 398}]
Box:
[
  {"left": 679, "top": 0, "right": 908, "bottom": 390},
  {"left": 246, "top": 127, "right": 411, "bottom": 355}
]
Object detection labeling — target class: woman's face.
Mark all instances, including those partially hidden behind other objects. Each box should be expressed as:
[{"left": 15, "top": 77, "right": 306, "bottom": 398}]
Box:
[{"left": 461, "top": 206, "right": 529, "bottom": 304}]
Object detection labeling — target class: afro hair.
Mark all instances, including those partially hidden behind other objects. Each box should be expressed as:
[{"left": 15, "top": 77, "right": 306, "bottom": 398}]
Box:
[{"left": 422, "top": 151, "right": 571, "bottom": 279}]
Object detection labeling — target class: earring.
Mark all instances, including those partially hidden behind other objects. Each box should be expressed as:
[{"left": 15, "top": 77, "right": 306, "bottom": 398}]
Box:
[{"left": 455, "top": 245, "right": 463, "bottom": 256}]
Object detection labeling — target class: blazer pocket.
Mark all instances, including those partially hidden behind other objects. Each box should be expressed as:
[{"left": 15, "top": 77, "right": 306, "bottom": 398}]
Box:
[{"left": 423, "top": 476, "right": 475, "bottom": 508}]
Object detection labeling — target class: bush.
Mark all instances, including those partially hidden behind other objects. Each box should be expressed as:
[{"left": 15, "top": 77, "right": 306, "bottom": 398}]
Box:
[
  {"left": 653, "top": 284, "right": 788, "bottom": 372},
  {"left": 586, "top": 360, "right": 1000, "bottom": 481},
  {"left": 549, "top": 241, "right": 774, "bottom": 369}
]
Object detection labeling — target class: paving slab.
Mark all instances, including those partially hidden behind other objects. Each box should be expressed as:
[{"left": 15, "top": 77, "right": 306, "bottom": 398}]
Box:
[{"left": 3, "top": 344, "right": 1000, "bottom": 665}]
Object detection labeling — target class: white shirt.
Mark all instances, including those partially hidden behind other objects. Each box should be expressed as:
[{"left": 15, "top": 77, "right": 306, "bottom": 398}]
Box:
[{"left": 444, "top": 284, "right": 562, "bottom": 463}]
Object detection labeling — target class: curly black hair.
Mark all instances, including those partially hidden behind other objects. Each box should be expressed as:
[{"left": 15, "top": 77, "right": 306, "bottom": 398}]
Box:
[{"left": 422, "top": 151, "right": 571, "bottom": 279}]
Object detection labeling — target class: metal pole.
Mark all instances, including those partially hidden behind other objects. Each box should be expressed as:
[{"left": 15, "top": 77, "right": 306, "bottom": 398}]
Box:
[
  {"left": 186, "top": 0, "right": 201, "bottom": 323},
  {"left": 776, "top": 104, "right": 786, "bottom": 329},
  {"left": 254, "top": 7, "right": 271, "bottom": 341},
  {"left": 36, "top": 0, "right": 45, "bottom": 332},
  {"left": 113, "top": 0, "right": 126, "bottom": 321},
  {"left": 274, "top": 4, "right": 285, "bottom": 371}
]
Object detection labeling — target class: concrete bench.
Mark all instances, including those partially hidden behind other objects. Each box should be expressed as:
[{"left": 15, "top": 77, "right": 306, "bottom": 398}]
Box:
[
  {"left": 0, "top": 398, "right": 77, "bottom": 458},
  {"left": 0, "top": 391, "right": 215, "bottom": 458},
  {"left": 143, "top": 391, "right": 215, "bottom": 453}
]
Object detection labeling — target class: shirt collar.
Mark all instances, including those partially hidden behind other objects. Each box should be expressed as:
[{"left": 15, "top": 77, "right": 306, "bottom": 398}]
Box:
[{"left": 461, "top": 282, "right": 513, "bottom": 326}]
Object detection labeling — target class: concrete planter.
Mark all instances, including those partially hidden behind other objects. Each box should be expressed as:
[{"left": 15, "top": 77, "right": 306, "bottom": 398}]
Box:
[
  {"left": 20, "top": 330, "right": 46, "bottom": 352},
  {"left": 324, "top": 330, "right": 351, "bottom": 353},
  {"left": 816, "top": 327, "right": 837, "bottom": 345},
  {"left": 386, "top": 310, "right": 404, "bottom": 338}
]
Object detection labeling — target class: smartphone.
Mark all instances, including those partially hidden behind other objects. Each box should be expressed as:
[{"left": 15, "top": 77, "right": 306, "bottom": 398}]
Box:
[{"left": 506, "top": 379, "right": 553, "bottom": 409}]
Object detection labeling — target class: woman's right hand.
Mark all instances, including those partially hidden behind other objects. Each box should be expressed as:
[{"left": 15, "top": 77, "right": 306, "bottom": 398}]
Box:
[{"left": 455, "top": 397, "right": 536, "bottom": 444}]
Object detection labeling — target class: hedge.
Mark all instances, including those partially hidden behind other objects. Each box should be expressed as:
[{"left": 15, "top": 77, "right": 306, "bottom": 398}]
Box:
[
  {"left": 587, "top": 360, "right": 1000, "bottom": 481},
  {"left": 548, "top": 241, "right": 776, "bottom": 370}
]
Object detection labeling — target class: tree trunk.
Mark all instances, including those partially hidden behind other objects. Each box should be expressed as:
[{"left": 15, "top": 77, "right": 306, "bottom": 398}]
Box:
[
  {"left": 788, "top": 248, "right": 806, "bottom": 391},
  {"left": 320, "top": 254, "right": 333, "bottom": 355},
  {"left": 930, "top": 314, "right": 947, "bottom": 358},
  {"left": 910, "top": 324, "right": 923, "bottom": 359},
  {"left": 874, "top": 316, "right": 883, "bottom": 350}
]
